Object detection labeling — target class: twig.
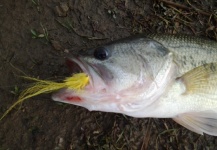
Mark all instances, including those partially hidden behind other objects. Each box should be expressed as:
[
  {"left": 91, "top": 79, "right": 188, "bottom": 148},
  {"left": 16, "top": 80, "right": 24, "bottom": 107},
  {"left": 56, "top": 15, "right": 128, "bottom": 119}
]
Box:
[
  {"left": 167, "top": 5, "right": 192, "bottom": 22},
  {"left": 141, "top": 119, "right": 152, "bottom": 150},
  {"left": 155, "top": 14, "right": 170, "bottom": 25},
  {"left": 157, "top": 0, "right": 189, "bottom": 10},
  {"left": 157, "top": 0, "right": 211, "bottom": 16},
  {"left": 55, "top": 19, "right": 107, "bottom": 40},
  {"left": 186, "top": 0, "right": 211, "bottom": 16}
]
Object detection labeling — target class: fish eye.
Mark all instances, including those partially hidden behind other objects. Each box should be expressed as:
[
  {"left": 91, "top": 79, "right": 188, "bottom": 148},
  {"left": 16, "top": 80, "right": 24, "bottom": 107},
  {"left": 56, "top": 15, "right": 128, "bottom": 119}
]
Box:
[{"left": 94, "top": 47, "right": 110, "bottom": 60}]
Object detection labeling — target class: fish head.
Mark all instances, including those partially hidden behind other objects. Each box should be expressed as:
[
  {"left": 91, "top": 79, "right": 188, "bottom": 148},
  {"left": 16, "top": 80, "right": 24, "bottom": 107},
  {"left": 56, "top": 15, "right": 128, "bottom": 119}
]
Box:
[{"left": 52, "top": 36, "right": 176, "bottom": 114}]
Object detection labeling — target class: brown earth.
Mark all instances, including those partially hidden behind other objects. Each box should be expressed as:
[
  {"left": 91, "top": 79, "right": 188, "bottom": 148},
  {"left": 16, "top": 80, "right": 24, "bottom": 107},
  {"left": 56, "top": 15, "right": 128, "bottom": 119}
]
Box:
[{"left": 0, "top": 0, "right": 217, "bottom": 149}]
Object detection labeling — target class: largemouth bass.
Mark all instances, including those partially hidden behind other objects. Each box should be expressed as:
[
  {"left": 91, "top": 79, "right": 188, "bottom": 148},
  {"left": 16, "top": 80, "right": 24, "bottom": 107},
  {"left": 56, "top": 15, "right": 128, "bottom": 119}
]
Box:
[{"left": 53, "top": 34, "right": 217, "bottom": 136}]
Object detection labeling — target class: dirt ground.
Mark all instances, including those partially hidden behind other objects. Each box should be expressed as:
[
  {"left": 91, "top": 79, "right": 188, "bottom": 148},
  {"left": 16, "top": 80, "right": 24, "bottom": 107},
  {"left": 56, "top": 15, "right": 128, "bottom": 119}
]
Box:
[{"left": 0, "top": 0, "right": 217, "bottom": 149}]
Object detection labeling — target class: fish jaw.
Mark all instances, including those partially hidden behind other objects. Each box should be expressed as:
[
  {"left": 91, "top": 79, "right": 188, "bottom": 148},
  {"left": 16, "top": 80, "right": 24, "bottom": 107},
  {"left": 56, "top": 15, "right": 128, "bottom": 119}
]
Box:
[
  {"left": 52, "top": 86, "right": 126, "bottom": 113},
  {"left": 52, "top": 57, "right": 119, "bottom": 111},
  {"left": 52, "top": 52, "right": 178, "bottom": 116}
]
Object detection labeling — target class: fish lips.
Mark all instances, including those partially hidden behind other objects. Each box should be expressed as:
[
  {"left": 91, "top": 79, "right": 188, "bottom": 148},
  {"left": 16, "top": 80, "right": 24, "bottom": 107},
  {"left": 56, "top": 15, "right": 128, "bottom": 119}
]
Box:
[
  {"left": 65, "top": 56, "right": 113, "bottom": 90},
  {"left": 52, "top": 56, "right": 114, "bottom": 105}
]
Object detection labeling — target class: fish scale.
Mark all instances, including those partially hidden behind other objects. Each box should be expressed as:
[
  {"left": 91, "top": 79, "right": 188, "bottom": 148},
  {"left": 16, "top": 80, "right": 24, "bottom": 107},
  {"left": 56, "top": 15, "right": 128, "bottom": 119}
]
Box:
[{"left": 147, "top": 34, "right": 217, "bottom": 75}]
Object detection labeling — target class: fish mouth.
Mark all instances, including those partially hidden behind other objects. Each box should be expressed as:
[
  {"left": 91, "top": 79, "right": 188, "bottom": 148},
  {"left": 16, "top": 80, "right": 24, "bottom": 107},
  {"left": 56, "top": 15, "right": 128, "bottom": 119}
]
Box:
[
  {"left": 66, "top": 57, "right": 113, "bottom": 91},
  {"left": 52, "top": 56, "right": 112, "bottom": 105}
]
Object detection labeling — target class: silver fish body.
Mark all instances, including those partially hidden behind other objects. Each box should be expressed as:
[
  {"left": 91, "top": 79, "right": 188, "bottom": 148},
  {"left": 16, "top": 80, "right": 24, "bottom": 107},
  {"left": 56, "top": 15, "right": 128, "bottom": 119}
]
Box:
[
  {"left": 148, "top": 34, "right": 217, "bottom": 75},
  {"left": 53, "top": 34, "right": 217, "bottom": 136}
]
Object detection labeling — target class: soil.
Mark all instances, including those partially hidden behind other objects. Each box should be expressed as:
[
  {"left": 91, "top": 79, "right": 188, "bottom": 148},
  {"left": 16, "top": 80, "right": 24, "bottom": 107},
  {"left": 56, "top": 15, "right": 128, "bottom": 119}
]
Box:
[{"left": 0, "top": 0, "right": 217, "bottom": 149}]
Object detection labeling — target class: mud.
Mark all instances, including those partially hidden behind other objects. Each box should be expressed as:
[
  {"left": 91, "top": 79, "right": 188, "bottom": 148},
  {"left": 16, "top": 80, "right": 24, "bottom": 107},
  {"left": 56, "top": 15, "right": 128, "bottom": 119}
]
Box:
[{"left": 0, "top": 0, "right": 217, "bottom": 149}]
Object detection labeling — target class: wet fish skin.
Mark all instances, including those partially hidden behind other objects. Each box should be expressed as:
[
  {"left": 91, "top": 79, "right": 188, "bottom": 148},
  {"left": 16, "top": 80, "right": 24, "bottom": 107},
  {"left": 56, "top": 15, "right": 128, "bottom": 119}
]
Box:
[
  {"left": 53, "top": 34, "right": 217, "bottom": 136},
  {"left": 147, "top": 34, "right": 217, "bottom": 75}
]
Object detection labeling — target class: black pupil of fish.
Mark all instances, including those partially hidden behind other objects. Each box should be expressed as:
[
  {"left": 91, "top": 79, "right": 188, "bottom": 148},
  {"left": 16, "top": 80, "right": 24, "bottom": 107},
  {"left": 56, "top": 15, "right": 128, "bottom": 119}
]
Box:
[{"left": 94, "top": 47, "right": 109, "bottom": 60}]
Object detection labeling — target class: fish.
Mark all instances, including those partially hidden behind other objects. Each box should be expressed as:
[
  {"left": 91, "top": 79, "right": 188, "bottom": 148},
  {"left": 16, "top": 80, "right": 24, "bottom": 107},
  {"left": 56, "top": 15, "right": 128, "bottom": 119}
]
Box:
[{"left": 52, "top": 34, "right": 217, "bottom": 136}]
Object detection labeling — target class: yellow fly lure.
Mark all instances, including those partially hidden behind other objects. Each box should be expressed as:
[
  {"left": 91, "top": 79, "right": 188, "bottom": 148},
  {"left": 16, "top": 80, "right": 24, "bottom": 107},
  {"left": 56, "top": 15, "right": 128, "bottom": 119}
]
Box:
[{"left": 0, "top": 73, "right": 89, "bottom": 120}]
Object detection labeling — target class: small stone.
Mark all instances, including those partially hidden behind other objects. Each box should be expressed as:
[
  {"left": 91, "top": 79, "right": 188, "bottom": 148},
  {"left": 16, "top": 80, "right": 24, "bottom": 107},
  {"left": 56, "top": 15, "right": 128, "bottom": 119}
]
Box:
[
  {"left": 55, "top": 2, "right": 69, "bottom": 17},
  {"left": 60, "top": 2, "right": 69, "bottom": 13},
  {"left": 51, "top": 40, "right": 62, "bottom": 51},
  {"left": 64, "top": 49, "right": 69, "bottom": 53}
]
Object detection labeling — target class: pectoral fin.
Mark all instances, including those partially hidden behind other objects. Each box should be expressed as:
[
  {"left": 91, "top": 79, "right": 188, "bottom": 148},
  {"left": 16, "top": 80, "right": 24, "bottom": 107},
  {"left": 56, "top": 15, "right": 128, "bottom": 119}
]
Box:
[
  {"left": 181, "top": 63, "right": 217, "bottom": 97},
  {"left": 176, "top": 63, "right": 217, "bottom": 135},
  {"left": 173, "top": 111, "right": 217, "bottom": 136}
]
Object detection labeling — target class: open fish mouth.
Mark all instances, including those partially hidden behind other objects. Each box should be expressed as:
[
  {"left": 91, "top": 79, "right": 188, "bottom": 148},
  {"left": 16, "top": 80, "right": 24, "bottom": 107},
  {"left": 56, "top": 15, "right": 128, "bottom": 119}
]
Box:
[
  {"left": 52, "top": 57, "right": 113, "bottom": 105},
  {"left": 66, "top": 57, "right": 113, "bottom": 90}
]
